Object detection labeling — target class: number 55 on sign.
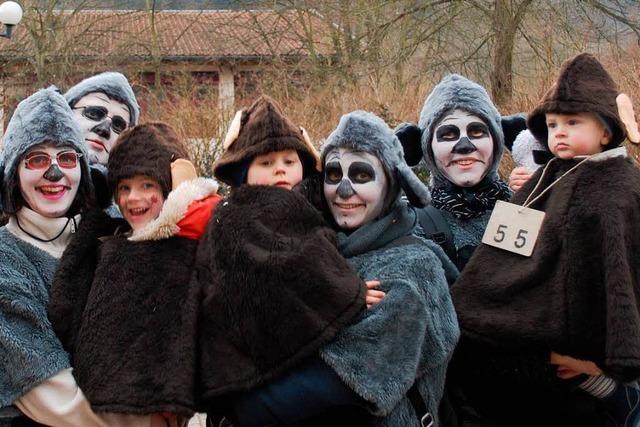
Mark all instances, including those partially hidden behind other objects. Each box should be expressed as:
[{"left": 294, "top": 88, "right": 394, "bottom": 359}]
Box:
[{"left": 481, "top": 200, "right": 546, "bottom": 257}]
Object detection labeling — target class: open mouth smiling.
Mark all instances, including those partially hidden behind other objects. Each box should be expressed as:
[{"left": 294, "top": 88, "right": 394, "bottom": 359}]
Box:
[{"left": 128, "top": 207, "right": 150, "bottom": 217}]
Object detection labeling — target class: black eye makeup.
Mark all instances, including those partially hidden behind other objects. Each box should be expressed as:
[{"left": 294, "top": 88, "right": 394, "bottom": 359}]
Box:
[
  {"left": 324, "top": 162, "right": 343, "bottom": 184},
  {"left": 467, "top": 122, "right": 489, "bottom": 139},
  {"left": 436, "top": 125, "right": 460, "bottom": 142},
  {"left": 348, "top": 162, "right": 375, "bottom": 184}
]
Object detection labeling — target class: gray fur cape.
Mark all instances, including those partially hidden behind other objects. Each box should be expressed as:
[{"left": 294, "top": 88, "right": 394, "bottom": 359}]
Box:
[
  {"left": 0, "top": 228, "right": 70, "bottom": 424},
  {"left": 197, "top": 185, "right": 366, "bottom": 402},
  {"left": 320, "top": 201, "right": 460, "bottom": 425}
]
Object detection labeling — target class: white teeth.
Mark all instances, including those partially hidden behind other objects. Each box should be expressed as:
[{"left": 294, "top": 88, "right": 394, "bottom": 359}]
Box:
[
  {"left": 39, "top": 186, "right": 64, "bottom": 194},
  {"left": 338, "top": 203, "right": 362, "bottom": 209},
  {"left": 130, "top": 207, "right": 148, "bottom": 215}
]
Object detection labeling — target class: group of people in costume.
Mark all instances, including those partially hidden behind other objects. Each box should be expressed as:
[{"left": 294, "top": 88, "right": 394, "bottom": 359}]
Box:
[{"left": 1, "top": 52, "right": 640, "bottom": 427}]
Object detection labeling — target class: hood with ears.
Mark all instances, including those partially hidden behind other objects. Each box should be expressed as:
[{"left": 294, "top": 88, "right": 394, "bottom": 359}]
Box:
[
  {"left": 321, "top": 110, "right": 431, "bottom": 210},
  {"left": 0, "top": 86, "right": 91, "bottom": 214}
]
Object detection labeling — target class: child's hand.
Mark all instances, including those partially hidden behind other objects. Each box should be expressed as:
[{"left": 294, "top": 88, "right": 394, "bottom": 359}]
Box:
[
  {"left": 550, "top": 352, "right": 603, "bottom": 379},
  {"left": 365, "top": 280, "right": 385, "bottom": 309},
  {"left": 509, "top": 166, "right": 533, "bottom": 192}
]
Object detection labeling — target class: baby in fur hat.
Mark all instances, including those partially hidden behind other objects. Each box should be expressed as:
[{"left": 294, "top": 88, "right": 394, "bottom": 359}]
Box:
[
  {"left": 451, "top": 53, "right": 640, "bottom": 426},
  {"left": 49, "top": 122, "right": 222, "bottom": 424},
  {"left": 197, "top": 96, "right": 368, "bottom": 419}
]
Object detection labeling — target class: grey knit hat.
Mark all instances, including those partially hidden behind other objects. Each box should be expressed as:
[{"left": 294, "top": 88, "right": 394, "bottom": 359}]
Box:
[
  {"left": 0, "top": 87, "right": 92, "bottom": 213},
  {"left": 418, "top": 74, "right": 504, "bottom": 187},
  {"left": 321, "top": 110, "right": 431, "bottom": 209},
  {"left": 64, "top": 72, "right": 140, "bottom": 126}
]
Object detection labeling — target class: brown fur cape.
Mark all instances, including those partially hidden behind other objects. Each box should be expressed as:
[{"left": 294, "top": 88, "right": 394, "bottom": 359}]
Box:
[
  {"left": 48, "top": 178, "right": 220, "bottom": 416},
  {"left": 452, "top": 150, "right": 640, "bottom": 383},
  {"left": 196, "top": 185, "right": 366, "bottom": 403}
]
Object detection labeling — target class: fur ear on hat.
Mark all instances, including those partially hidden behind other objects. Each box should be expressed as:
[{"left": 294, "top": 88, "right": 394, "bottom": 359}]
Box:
[
  {"left": 617, "top": 94, "right": 640, "bottom": 144},
  {"left": 394, "top": 123, "right": 423, "bottom": 167},
  {"left": 300, "top": 127, "right": 322, "bottom": 171},
  {"left": 397, "top": 163, "right": 431, "bottom": 208},
  {"left": 223, "top": 110, "right": 244, "bottom": 150},
  {"left": 171, "top": 159, "right": 198, "bottom": 190},
  {"left": 501, "top": 113, "right": 528, "bottom": 151}
]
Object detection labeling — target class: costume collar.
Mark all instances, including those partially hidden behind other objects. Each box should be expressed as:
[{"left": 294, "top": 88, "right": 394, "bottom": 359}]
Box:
[
  {"left": 129, "top": 177, "right": 219, "bottom": 242},
  {"left": 337, "top": 200, "right": 418, "bottom": 258},
  {"left": 574, "top": 146, "right": 627, "bottom": 162},
  {"left": 6, "top": 208, "right": 81, "bottom": 258}
]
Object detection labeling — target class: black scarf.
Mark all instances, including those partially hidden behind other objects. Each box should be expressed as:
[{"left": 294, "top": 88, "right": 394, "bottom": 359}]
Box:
[{"left": 431, "top": 179, "right": 512, "bottom": 219}]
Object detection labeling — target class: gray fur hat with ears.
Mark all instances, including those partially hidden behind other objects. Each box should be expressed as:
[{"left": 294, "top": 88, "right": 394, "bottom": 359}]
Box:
[
  {"left": 321, "top": 110, "right": 431, "bottom": 208},
  {"left": 64, "top": 72, "right": 140, "bottom": 126},
  {"left": 0, "top": 86, "right": 91, "bottom": 213},
  {"left": 418, "top": 74, "right": 504, "bottom": 186}
]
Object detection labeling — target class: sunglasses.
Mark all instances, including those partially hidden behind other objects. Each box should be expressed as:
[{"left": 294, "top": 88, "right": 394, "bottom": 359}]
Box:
[
  {"left": 73, "top": 105, "right": 128, "bottom": 134},
  {"left": 24, "top": 150, "right": 83, "bottom": 170}
]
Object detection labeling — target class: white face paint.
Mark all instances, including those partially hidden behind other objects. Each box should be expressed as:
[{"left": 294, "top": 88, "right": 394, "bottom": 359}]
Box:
[
  {"left": 18, "top": 143, "right": 82, "bottom": 218},
  {"left": 323, "top": 148, "right": 388, "bottom": 230},
  {"left": 431, "top": 109, "right": 494, "bottom": 187},
  {"left": 72, "top": 92, "right": 131, "bottom": 165}
]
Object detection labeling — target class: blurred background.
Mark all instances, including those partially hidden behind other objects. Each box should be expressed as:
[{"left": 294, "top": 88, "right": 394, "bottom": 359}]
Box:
[{"left": 0, "top": 0, "right": 638, "bottom": 176}]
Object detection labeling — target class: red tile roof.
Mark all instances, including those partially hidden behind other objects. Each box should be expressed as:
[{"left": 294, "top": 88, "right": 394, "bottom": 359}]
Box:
[{"left": 0, "top": 9, "right": 334, "bottom": 61}]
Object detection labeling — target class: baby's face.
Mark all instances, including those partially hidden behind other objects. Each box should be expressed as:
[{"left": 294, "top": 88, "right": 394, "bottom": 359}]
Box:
[
  {"left": 246, "top": 149, "right": 303, "bottom": 190},
  {"left": 116, "top": 175, "right": 164, "bottom": 232},
  {"left": 546, "top": 112, "right": 611, "bottom": 159}
]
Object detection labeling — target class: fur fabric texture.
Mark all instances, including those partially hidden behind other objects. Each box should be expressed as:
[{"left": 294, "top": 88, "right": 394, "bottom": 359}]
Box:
[
  {"left": 0, "top": 228, "right": 70, "bottom": 421},
  {"left": 321, "top": 110, "right": 431, "bottom": 209},
  {"left": 527, "top": 53, "right": 626, "bottom": 148},
  {"left": 108, "top": 122, "right": 191, "bottom": 198},
  {"left": 64, "top": 72, "right": 140, "bottom": 126},
  {"left": 320, "top": 202, "right": 459, "bottom": 426},
  {"left": 512, "top": 129, "right": 547, "bottom": 170},
  {"left": 48, "top": 178, "right": 218, "bottom": 416},
  {"left": 213, "top": 96, "right": 319, "bottom": 186},
  {"left": 196, "top": 185, "right": 366, "bottom": 402},
  {"left": 453, "top": 149, "right": 640, "bottom": 383},
  {"left": 417, "top": 74, "right": 504, "bottom": 187},
  {"left": 0, "top": 87, "right": 91, "bottom": 214}
]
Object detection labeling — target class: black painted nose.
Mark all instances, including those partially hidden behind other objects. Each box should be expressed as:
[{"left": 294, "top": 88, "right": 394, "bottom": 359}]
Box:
[
  {"left": 451, "top": 137, "right": 477, "bottom": 155},
  {"left": 44, "top": 164, "right": 64, "bottom": 182},
  {"left": 91, "top": 120, "right": 111, "bottom": 139},
  {"left": 336, "top": 179, "right": 355, "bottom": 199}
]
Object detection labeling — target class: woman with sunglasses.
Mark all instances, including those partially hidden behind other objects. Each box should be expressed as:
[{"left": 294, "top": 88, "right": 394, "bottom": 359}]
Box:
[{"left": 0, "top": 88, "right": 161, "bottom": 427}]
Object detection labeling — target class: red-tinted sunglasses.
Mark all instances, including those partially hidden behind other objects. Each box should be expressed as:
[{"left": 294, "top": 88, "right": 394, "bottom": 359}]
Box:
[{"left": 24, "top": 150, "right": 83, "bottom": 170}]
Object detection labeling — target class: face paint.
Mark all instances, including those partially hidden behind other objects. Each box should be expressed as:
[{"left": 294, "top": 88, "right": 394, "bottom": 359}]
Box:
[
  {"left": 116, "top": 175, "right": 165, "bottom": 232},
  {"left": 72, "top": 92, "right": 131, "bottom": 165},
  {"left": 323, "top": 148, "right": 387, "bottom": 230},
  {"left": 18, "top": 144, "right": 81, "bottom": 218},
  {"left": 431, "top": 109, "right": 494, "bottom": 187}
]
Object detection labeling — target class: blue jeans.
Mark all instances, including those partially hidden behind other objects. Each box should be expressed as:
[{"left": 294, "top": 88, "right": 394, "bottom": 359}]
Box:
[
  {"left": 229, "top": 356, "right": 369, "bottom": 427},
  {"left": 604, "top": 383, "right": 640, "bottom": 427}
]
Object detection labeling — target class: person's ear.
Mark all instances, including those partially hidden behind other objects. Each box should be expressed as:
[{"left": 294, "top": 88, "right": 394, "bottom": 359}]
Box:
[
  {"left": 394, "top": 122, "right": 423, "bottom": 166},
  {"left": 600, "top": 129, "right": 612, "bottom": 146}
]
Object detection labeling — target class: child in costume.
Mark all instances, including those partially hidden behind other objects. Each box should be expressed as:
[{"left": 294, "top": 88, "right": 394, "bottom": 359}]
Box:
[
  {"left": 451, "top": 53, "right": 640, "bottom": 426},
  {"left": 196, "top": 96, "right": 368, "bottom": 418},
  {"left": 49, "top": 122, "right": 221, "bottom": 424}
]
